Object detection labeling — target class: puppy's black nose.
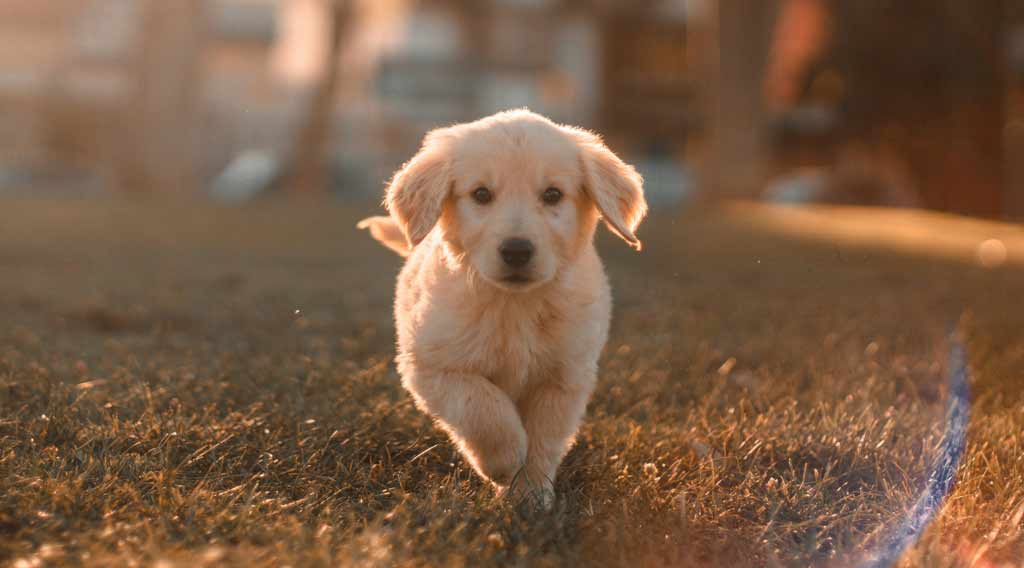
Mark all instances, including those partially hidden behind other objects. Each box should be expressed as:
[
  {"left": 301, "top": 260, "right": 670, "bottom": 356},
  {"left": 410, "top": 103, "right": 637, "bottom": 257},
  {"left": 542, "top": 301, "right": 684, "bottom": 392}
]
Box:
[{"left": 499, "top": 238, "right": 534, "bottom": 267}]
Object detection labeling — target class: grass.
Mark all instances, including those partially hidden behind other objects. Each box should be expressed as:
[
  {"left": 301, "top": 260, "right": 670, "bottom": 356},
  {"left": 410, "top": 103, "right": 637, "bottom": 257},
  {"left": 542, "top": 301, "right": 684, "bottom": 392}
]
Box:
[{"left": 0, "top": 198, "right": 1022, "bottom": 567}]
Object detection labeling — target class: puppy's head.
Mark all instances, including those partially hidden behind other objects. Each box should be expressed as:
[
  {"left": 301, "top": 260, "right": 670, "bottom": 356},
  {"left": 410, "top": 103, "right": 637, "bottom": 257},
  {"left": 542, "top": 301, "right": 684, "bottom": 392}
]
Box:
[{"left": 386, "top": 109, "right": 647, "bottom": 292}]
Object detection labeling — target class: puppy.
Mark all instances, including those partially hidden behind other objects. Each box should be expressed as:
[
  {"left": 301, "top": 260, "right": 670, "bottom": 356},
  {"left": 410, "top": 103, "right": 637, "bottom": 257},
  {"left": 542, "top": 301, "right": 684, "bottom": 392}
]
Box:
[{"left": 359, "top": 109, "right": 646, "bottom": 506}]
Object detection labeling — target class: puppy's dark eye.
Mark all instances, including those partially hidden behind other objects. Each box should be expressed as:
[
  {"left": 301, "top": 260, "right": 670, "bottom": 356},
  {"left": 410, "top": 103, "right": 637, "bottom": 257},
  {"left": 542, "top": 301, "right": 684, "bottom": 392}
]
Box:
[
  {"left": 471, "top": 187, "right": 493, "bottom": 204},
  {"left": 542, "top": 187, "right": 563, "bottom": 205}
]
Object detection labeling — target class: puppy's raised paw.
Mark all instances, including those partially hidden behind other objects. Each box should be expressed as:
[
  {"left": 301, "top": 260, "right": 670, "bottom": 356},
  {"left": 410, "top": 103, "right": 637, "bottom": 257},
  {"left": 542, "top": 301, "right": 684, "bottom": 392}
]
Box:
[{"left": 469, "top": 438, "right": 527, "bottom": 487}]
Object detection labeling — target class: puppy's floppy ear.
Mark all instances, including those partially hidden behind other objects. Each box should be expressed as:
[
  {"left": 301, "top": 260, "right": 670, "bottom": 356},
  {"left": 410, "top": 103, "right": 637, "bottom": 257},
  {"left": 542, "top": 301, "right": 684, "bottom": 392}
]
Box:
[
  {"left": 572, "top": 129, "right": 648, "bottom": 250},
  {"left": 385, "top": 130, "right": 452, "bottom": 247}
]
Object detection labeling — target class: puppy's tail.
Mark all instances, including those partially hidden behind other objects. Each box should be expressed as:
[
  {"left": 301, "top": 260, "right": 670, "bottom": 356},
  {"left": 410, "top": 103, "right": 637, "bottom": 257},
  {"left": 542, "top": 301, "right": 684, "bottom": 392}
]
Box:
[{"left": 357, "top": 216, "right": 410, "bottom": 257}]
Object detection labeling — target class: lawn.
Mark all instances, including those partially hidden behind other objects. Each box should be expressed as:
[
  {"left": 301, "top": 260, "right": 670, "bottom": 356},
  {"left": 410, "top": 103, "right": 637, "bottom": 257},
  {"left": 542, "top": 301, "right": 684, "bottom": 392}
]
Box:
[{"left": 1, "top": 199, "right": 1022, "bottom": 567}]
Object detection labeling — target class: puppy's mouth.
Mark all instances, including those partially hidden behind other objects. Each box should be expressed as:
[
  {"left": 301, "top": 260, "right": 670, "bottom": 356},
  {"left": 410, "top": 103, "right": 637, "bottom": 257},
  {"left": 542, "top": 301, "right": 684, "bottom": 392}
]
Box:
[
  {"left": 501, "top": 273, "right": 532, "bottom": 285},
  {"left": 491, "top": 269, "right": 551, "bottom": 292}
]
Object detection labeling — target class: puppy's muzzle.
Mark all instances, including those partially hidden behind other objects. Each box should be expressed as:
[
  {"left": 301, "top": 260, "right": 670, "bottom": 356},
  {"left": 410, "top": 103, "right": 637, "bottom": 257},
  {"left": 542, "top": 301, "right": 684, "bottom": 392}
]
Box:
[{"left": 499, "top": 238, "right": 534, "bottom": 268}]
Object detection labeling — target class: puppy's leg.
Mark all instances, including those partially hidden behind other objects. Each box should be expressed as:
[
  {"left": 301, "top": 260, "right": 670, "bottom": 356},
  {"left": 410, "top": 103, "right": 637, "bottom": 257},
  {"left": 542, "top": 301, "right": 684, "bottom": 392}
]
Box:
[
  {"left": 515, "top": 378, "right": 594, "bottom": 508},
  {"left": 404, "top": 370, "right": 527, "bottom": 487}
]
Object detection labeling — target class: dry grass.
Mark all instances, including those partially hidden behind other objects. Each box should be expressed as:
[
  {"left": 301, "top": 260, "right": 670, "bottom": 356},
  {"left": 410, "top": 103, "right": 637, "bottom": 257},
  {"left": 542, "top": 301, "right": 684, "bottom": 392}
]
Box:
[{"left": 0, "top": 199, "right": 1021, "bottom": 567}]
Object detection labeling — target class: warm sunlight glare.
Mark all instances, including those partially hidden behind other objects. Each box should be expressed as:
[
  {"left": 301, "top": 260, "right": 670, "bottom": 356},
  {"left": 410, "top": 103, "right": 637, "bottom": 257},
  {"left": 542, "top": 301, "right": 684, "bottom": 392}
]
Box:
[{"left": 733, "top": 203, "right": 1024, "bottom": 268}]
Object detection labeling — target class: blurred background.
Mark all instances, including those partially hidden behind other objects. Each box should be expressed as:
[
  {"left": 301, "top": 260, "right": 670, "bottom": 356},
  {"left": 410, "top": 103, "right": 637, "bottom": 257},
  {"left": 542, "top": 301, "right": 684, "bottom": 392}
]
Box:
[{"left": 0, "top": 0, "right": 1022, "bottom": 218}]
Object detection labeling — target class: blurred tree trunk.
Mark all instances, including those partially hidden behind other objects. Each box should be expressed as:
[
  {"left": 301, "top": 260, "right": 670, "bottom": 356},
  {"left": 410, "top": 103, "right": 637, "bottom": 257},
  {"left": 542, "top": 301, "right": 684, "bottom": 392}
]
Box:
[
  {"left": 1008, "top": 6, "right": 1024, "bottom": 221},
  {"left": 703, "top": 0, "right": 779, "bottom": 198},
  {"left": 287, "top": 0, "right": 354, "bottom": 197},
  {"left": 119, "top": 0, "right": 206, "bottom": 195}
]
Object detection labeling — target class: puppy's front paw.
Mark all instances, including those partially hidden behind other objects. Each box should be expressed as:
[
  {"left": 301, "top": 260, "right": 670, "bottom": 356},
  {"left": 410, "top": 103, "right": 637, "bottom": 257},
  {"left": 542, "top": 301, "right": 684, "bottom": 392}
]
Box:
[
  {"left": 473, "top": 442, "right": 527, "bottom": 487},
  {"left": 462, "top": 424, "right": 527, "bottom": 486}
]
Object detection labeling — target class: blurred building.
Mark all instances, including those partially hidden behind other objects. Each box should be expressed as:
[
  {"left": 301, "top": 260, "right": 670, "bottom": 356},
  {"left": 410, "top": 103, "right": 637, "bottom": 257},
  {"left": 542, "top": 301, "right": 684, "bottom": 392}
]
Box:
[
  {"left": 756, "top": 0, "right": 1024, "bottom": 220},
  {"left": 0, "top": 0, "right": 133, "bottom": 191},
  {"left": 369, "top": 0, "right": 699, "bottom": 202},
  {"left": 0, "top": 0, "right": 700, "bottom": 201},
  {"left": 0, "top": 0, "right": 271, "bottom": 193}
]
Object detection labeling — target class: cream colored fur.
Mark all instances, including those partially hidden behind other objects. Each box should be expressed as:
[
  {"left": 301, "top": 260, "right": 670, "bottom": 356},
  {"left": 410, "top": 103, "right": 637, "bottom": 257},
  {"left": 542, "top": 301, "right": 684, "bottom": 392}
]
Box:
[{"left": 358, "top": 109, "right": 647, "bottom": 507}]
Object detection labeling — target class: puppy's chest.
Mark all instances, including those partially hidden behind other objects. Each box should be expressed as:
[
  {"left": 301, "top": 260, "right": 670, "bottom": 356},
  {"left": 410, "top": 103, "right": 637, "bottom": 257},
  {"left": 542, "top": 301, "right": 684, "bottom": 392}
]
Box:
[{"left": 450, "top": 301, "right": 565, "bottom": 398}]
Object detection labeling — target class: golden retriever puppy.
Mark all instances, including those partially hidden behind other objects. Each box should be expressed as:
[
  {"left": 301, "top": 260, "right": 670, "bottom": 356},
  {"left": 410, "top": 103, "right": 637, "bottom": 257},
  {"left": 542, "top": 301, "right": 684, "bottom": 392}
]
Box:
[{"left": 359, "top": 109, "right": 646, "bottom": 506}]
